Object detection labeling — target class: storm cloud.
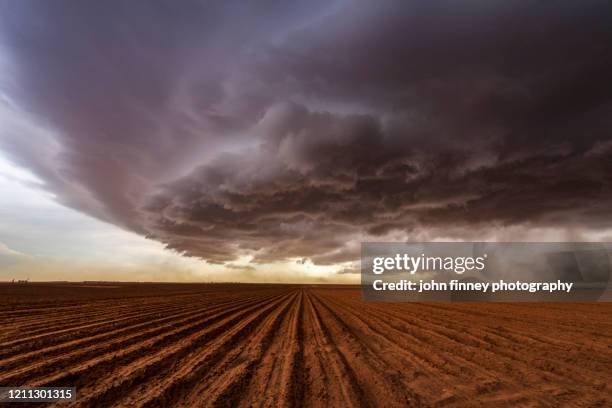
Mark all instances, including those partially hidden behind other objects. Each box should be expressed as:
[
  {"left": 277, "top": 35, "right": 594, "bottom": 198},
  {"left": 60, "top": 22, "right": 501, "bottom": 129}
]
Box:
[{"left": 1, "top": 1, "right": 611, "bottom": 267}]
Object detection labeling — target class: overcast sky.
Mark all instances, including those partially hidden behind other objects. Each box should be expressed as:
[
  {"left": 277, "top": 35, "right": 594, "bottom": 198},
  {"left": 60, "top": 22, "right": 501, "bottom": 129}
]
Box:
[{"left": 1, "top": 1, "right": 611, "bottom": 282}]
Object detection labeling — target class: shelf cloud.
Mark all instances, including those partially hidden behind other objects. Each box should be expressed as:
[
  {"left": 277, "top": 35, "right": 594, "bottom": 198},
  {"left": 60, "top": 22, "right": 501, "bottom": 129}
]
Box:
[{"left": 1, "top": 1, "right": 611, "bottom": 267}]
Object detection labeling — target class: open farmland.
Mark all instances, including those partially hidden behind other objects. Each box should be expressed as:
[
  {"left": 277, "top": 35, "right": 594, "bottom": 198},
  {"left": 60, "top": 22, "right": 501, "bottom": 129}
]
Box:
[{"left": 0, "top": 283, "right": 611, "bottom": 407}]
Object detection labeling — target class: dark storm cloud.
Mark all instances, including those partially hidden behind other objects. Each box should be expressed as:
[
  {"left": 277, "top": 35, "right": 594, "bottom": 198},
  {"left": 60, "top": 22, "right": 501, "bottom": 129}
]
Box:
[
  {"left": 1, "top": 0, "right": 611, "bottom": 266},
  {"left": 0, "top": 0, "right": 332, "bottom": 230}
]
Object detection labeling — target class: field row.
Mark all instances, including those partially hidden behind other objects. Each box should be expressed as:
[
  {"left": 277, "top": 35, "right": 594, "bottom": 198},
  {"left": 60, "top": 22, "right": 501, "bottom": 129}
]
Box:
[{"left": 0, "top": 284, "right": 610, "bottom": 407}]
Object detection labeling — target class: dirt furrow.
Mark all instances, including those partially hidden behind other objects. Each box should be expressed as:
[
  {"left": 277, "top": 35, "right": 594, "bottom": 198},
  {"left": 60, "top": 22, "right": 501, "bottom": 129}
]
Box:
[
  {"left": 355, "top": 299, "right": 611, "bottom": 384},
  {"left": 300, "top": 291, "right": 368, "bottom": 407},
  {"left": 58, "top": 291, "right": 290, "bottom": 408},
  {"left": 13, "top": 292, "right": 278, "bottom": 388},
  {"left": 0, "top": 284, "right": 609, "bottom": 408},
  {"left": 309, "top": 291, "right": 426, "bottom": 407},
  {"left": 178, "top": 291, "right": 299, "bottom": 407},
  {"left": 236, "top": 289, "right": 305, "bottom": 407},
  {"left": 0, "top": 295, "right": 261, "bottom": 378},
  {"left": 110, "top": 291, "right": 296, "bottom": 408}
]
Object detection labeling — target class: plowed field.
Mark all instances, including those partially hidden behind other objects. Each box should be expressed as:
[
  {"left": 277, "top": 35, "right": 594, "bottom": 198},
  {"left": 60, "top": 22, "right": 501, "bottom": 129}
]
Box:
[{"left": 1, "top": 283, "right": 610, "bottom": 407}]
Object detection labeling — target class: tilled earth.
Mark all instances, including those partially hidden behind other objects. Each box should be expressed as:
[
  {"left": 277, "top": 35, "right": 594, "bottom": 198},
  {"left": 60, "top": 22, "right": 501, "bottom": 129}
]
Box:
[{"left": 0, "top": 283, "right": 610, "bottom": 407}]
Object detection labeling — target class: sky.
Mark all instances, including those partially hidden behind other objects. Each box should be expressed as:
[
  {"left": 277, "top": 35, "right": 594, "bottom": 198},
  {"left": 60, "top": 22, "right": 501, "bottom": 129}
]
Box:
[
  {"left": 0, "top": 151, "right": 344, "bottom": 282},
  {"left": 0, "top": 1, "right": 611, "bottom": 282}
]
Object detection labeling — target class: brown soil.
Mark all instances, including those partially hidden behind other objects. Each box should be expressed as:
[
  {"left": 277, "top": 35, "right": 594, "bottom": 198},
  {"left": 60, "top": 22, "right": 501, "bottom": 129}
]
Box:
[{"left": 0, "top": 283, "right": 610, "bottom": 407}]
